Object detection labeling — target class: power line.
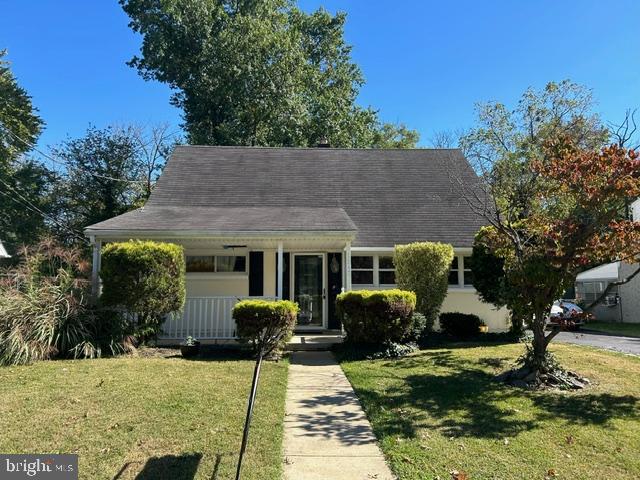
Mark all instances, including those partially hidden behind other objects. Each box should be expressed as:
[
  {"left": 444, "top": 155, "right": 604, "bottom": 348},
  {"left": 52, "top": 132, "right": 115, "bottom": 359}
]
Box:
[
  {"left": 0, "top": 180, "right": 88, "bottom": 244},
  {"left": 0, "top": 122, "right": 149, "bottom": 184}
]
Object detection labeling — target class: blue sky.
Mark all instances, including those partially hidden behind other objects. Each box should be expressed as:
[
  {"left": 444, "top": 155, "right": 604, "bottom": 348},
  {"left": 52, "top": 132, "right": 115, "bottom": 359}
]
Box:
[{"left": 2, "top": 0, "right": 639, "bottom": 148}]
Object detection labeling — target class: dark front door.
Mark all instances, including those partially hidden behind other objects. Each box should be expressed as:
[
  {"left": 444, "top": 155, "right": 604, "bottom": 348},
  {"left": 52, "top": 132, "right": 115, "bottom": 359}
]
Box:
[
  {"left": 327, "top": 252, "right": 342, "bottom": 329},
  {"left": 293, "top": 254, "right": 324, "bottom": 328}
]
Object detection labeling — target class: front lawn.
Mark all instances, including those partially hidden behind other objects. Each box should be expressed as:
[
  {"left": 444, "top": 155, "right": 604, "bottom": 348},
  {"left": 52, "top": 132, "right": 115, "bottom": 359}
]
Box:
[
  {"left": 341, "top": 343, "right": 640, "bottom": 479},
  {"left": 0, "top": 351, "right": 288, "bottom": 480},
  {"left": 585, "top": 321, "right": 640, "bottom": 338}
]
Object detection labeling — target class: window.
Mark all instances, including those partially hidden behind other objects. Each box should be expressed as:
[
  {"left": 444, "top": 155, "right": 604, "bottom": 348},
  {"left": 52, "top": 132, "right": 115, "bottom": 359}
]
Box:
[
  {"left": 186, "top": 255, "right": 246, "bottom": 273},
  {"left": 448, "top": 256, "right": 459, "bottom": 285},
  {"left": 578, "top": 281, "right": 605, "bottom": 303},
  {"left": 186, "top": 256, "right": 215, "bottom": 272},
  {"left": 379, "top": 255, "right": 396, "bottom": 285},
  {"left": 216, "top": 255, "right": 246, "bottom": 272},
  {"left": 462, "top": 256, "right": 474, "bottom": 286},
  {"left": 351, "top": 255, "right": 374, "bottom": 285}
]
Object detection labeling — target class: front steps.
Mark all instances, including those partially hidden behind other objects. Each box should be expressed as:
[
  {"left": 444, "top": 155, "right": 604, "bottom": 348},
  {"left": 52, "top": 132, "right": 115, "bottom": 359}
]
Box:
[{"left": 286, "top": 333, "right": 344, "bottom": 351}]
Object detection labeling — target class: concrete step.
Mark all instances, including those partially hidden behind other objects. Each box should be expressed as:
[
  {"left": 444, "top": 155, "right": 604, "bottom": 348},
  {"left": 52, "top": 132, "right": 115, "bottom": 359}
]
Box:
[{"left": 286, "top": 334, "right": 343, "bottom": 352}]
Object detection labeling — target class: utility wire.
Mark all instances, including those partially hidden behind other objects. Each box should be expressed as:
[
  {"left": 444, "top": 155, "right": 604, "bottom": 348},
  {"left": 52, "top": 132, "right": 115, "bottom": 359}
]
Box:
[
  {"left": 0, "top": 180, "right": 88, "bottom": 244},
  {"left": 0, "top": 122, "right": 148, "bottom": 184}
]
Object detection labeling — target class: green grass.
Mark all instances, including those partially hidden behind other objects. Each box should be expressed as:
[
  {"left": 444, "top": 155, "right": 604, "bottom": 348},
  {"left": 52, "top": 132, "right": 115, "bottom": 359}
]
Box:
[
  {"left": 340, "top": 343, "right": 640, "bottom": 480},
  {"left": 585, "top": 321, "right": 640, "bottom": 338},
  {"left": 0, "top": 351, "right": 288, "bottom": 480}
]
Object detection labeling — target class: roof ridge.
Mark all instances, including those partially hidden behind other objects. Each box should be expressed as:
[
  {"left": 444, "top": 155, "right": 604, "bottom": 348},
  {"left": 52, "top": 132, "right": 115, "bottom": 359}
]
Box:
[{"left": 173, "top": 145, "right": 462, "bottom": 152}]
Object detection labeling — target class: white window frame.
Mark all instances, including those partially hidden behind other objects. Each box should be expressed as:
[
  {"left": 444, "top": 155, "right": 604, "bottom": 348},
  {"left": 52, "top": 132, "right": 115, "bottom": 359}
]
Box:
[
  {"left": 377, "top": 255, "right": 396, "bottom": 286},
  {"left": 185, "top": 252, "right": 248, "bottom": 277},
  {"left": 351, "top": 255, "right": 375, "bottom": 286}
]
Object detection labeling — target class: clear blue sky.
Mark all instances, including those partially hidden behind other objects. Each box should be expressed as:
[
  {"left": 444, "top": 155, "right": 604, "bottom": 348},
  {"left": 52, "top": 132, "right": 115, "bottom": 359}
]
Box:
[{"left": 2, "top": 0, "right": 639, "bottom": 148}]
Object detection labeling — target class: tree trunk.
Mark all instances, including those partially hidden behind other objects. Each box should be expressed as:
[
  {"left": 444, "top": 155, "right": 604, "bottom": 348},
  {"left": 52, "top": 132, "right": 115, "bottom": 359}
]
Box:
[{"left": 531, "top": 309, "right": 547, "bottom": 373}]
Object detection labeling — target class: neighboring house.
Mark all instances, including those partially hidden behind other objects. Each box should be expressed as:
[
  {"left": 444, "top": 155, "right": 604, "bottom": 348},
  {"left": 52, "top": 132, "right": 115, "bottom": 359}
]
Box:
[
  {"left": 85, "top": 146, "right": 510, "bottom": 341},
  {"left": 0, "top": 240, "right": 10, "bottom": 259},
  {"left": 575, "top": 262, "right": 622, "bottom": 322},
  {"left": 574, "top": 199, "right": 640, "bottom": 324}
]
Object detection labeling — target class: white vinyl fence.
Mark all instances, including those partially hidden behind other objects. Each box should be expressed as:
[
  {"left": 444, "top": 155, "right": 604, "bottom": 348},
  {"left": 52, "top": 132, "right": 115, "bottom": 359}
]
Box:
[{"left": 160, "top": 296, "right": 275, "bottom": 340}]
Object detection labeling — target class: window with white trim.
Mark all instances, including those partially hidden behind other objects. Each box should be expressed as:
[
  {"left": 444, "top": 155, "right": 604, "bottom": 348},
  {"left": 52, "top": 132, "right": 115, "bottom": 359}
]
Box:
[
  {"left": 462, "top": 256, "right": 474, "bottom": 286},
  {"left": 378, "top": 255, "right": 396, "bottom": 285},
  {"left": 186, "top": 255, "right": 246, "bottom": 273},
  {"left": 351, "top": 254, "right": 396, "bottom": 287},
  {"left": 448, "top": 255, "right": 474, "bottom": 288},
  {"left": 351, "top": 255, "right": 374, "bottom": 285}
]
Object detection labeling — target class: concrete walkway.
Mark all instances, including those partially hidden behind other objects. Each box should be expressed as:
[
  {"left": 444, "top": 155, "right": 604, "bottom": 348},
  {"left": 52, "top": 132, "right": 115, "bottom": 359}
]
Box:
[{"left": 283, "top": 351, "right": 395, "bottom": 480}]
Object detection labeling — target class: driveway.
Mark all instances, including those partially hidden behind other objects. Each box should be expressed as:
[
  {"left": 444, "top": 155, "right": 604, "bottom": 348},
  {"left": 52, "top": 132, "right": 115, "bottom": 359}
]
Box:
[{"left": 555, "top": 330, "right": 640, "bottom": 355}]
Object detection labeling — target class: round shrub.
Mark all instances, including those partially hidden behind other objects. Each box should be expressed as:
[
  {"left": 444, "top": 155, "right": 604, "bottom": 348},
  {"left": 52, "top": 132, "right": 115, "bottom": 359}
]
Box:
[
  {"left": 336, "top": 289, "right": 416, "bottom": 344},
  {"left": 439, "top": 312, "right": 483, "bottom": 338},
  {"left": 394, "top": 242, "right": 454, "bottom": 326},
  {"left": 100, "top": 240, "right": 186, "bottom": 343},
  {"left": 403, "top": 311, "right": 434, "bottom": 343},
  {"left": 232, "top": 299, "right": 298, "bottom": 357}
]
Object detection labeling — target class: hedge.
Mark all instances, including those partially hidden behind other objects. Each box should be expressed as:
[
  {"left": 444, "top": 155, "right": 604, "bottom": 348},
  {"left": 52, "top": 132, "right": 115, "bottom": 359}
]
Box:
[
  {"left": 439, "top": 312, "right": 483, "bottom": 337},
  {"left": 100, "top": 240, "right": 185, "bottom": 342},
  {"left": 336, "top": 289, "right": 416, "bottom": 344},
  {"left": 394, "top": 242, "right": 454, "bottom": 325},
  {"left": 232, "top": 299, "right": 298, "bottom": 356}
]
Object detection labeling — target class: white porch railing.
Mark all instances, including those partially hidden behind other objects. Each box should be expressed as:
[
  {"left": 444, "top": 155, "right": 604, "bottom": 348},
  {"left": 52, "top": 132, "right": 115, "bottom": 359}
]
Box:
[{"left": 160, "top": 296, "right": 275, "bottom": 340}]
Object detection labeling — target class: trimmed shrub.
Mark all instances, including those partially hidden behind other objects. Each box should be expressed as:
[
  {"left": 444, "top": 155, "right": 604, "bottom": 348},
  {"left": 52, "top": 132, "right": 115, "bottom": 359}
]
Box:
[
  {"left": 439, "top": 312, "right": 483, "bottom": 338},
  {"left": 100, "top": 240, "right": 186, "bottom": 343},
  {"left": 232, "top": 299, "right": 298, "bottom": 356},
  {"left": 0, "top": 240, "right": 134, "bottom": 366},
  {"left": 403, "top": 311, "right": 434, "bottom": 343},
  {"left": 394, "top": 242, "right": 454, "bottom": 326},
  {"left": 336, "top": 289, "right": 416, "bottom": 344}
]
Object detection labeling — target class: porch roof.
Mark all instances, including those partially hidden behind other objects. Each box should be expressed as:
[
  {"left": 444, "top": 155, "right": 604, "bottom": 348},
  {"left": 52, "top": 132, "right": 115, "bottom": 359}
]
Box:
[{"left": 84, "top": 205, "right": 357, "bottom": 237}]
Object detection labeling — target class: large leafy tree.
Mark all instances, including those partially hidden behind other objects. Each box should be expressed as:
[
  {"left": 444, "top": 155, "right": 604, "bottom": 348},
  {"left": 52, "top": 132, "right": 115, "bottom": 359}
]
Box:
[
  {"left": 52, "top": 125, "right": 177, "bottom": 239},
  {"left": 120, "top": 0, "right": 417, "bottom": 147},
  {"left": 0, "top": 50, "right": 44, "bottom": 167},
  {"left": 456, "top": 82, "right": 640, "bottom": 386},
  {"left": 52, "top": 126, "right": 144, "bottom": 236},
  {"left": 0, "top": 50, "right": 54, "bottom": 256}
]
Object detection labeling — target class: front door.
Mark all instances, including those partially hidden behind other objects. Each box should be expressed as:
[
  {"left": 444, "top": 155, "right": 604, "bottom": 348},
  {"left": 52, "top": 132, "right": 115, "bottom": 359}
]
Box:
[{"left": 293, "top": 254, "right": 324, "bottom": 329}]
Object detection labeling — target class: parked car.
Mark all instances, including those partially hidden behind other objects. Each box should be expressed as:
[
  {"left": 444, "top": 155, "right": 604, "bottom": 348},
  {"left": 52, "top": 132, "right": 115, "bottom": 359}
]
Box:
[{"left": 547, "top": 300, "right": 593, "bottom": 330}]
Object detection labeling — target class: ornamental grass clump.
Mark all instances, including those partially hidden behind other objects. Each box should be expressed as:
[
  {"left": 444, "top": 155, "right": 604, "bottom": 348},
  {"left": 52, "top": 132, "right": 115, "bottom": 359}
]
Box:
[{"left": 0, "top": 239, "right": 135, "bottom": 366}]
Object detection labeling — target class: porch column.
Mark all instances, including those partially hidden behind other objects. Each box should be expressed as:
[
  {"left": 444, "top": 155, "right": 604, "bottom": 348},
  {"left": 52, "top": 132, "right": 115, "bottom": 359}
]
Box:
[
  {"left": 345, "top": 241, "right": 352, "bottom": 291},
  {"left": 91, "top": 236, "right": 102, "bottom": 298},
  {"left": 277, "top": 241, "right": 283, "bottom": 299}
]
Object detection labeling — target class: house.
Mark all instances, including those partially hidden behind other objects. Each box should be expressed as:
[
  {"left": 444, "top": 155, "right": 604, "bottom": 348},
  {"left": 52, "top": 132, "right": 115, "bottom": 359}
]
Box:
[
  {"left": 575, "top": 261, "right": 640, "bottom": 324},
  {"left": 0, "top": 240, "right": 10, "bottom": 259},
  {"left": 573, "top": 198, "right": 640, "bottom": 324},
  {"left": 85, "top": 146, "right": 510, "bottom": 340},
  {"left": 575, "top": 262, "right": 622, "bottom": 322}
]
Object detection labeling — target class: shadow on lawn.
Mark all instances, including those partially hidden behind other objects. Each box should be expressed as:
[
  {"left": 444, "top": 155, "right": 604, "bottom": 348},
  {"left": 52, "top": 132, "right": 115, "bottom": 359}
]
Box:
[
  {"left": 113, "top": 453, "right": 203, "bottom": 480},
  {"left": 356, "top": 350, "right": 640, "bottom": 440}
]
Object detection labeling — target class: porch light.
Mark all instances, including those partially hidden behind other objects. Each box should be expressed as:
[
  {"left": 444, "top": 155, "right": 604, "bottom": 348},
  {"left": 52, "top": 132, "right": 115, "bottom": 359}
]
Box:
[{"left": 330, "top": 254, "right": 340, "bottom": 274}]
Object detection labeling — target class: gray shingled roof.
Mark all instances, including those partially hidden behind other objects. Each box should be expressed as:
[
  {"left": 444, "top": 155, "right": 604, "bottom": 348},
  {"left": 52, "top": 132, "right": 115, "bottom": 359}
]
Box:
[
  {"left": 86, "top": 146, "right": 485, "bottom": 247},
  {"left": 86, "top": 206, "right": 356, "bottom": 233}
]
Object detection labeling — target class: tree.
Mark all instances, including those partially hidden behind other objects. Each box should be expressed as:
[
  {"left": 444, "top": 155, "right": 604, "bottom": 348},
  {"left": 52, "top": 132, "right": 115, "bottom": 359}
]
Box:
[
  {"left": 453, "top": 81, "right": 640, "bottom": 386},
  {"left": 0, "top": 50, "right": 54, "bottom": 256},
  {"left": 476, "top": 141, "right": 640, "bottom": 385},
  {"left": 0, "top": 50, "right": 44, "bottom": 167},
  {"left": 120, "top": 0, "right": 418, "bottom": 148},
  {"left": 51, "top": 126, "right": 142, "bottom": 235},
  {"left": 52, "top": 124, "right": 177, "bottom": 237}
]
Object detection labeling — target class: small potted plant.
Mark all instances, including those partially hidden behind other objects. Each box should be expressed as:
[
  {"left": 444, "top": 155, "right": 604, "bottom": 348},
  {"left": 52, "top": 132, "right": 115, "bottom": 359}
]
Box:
[
  {"left": 180, "top": 336, "right": 200, "bottom": 358},
  {"left": 478, "top": 321, "right": 489, "bottom": 334}
]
